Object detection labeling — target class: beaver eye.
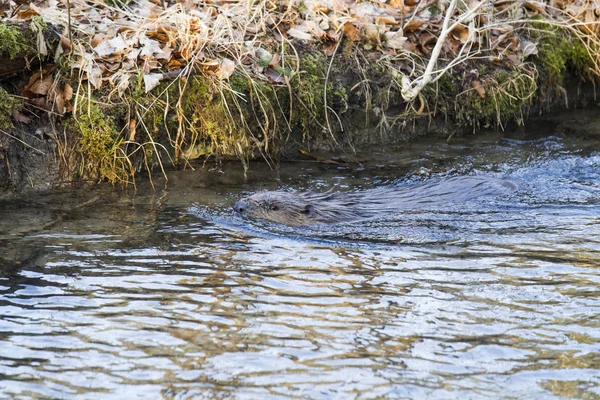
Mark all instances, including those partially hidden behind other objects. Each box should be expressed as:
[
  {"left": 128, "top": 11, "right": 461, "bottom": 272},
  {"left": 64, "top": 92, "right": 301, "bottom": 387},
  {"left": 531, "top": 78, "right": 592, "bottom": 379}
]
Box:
[{"left": 269, "top": 204, "right": 279, "bottom": 211}]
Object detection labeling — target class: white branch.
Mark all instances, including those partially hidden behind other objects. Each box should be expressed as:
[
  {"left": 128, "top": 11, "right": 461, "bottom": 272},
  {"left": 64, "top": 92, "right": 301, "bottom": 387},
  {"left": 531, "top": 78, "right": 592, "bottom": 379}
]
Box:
[{"left": 401, "top": 0, "right": 486, "bottom": 102}]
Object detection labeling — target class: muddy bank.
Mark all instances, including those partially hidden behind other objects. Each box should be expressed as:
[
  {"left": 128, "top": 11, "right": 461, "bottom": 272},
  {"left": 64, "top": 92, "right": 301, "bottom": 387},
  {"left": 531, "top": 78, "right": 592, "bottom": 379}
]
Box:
[
  {"left": 1, "top": 71, "right": 600, "bottom": 200},
  {"left": 0, "top": 124, "right": 59, "bottom": 200},
  {"left": 2, "top": 100, "right": 600, "bottom": 201}
]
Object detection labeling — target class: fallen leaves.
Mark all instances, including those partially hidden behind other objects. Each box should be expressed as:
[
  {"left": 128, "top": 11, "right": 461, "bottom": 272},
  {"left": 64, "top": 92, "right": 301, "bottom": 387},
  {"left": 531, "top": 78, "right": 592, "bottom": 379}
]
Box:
[
  {"left": 0, "top": 0, "right": 597, "bottom": 126},
  {"left": 19, "top": 66, "right": 73, "bottom": 117},
  {"left": 25, "top": 74, "right": 54, "bottom": 96},
  {"left": 287, "top": 27, "right": 314, "bottom": 41},
  {"left": 471, "top": 80, "right": 486, "bottom": 98},
  {"left": 143, "top": 73, "right": 163, "bottom": 93},
  {"left": 217, "top": 58, "right": 236, "bottom": 80},
  {"left": 94, "top": 36, "right": 129, "bottom": 58}
]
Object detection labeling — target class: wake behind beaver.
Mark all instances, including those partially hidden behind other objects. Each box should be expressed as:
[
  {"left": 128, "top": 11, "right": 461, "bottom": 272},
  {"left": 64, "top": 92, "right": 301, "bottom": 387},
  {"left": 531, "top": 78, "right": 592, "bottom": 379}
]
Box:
[{"left": 233, "top": 175, "right": 516, "bottom": 226}]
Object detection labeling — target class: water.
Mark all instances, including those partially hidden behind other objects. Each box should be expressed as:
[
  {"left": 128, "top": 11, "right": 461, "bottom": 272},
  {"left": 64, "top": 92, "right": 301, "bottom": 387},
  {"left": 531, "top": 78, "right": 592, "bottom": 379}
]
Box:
[{"left": 1, "top": 130, "right": 600, "bottom": 399}]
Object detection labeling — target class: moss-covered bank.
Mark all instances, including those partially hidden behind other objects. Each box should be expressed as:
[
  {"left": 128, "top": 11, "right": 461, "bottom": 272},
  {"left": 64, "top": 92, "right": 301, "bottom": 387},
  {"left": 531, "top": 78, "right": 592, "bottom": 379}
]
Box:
[{"left": 1, "top": 5, "right": 600, "bottom": 196}]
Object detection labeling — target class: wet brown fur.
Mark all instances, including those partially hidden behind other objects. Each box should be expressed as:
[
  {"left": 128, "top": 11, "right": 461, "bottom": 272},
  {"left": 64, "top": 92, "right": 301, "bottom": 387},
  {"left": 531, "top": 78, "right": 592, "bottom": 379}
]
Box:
[{"left": 235, "top": 176, "right": 515, "bottom": 226}]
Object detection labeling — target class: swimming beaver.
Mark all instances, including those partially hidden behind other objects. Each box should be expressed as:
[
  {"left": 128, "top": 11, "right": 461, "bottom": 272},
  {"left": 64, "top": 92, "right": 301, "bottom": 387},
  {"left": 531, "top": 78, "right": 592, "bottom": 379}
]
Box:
[{"left": 233, "top": 176, "right": 515, "bottom": 226}]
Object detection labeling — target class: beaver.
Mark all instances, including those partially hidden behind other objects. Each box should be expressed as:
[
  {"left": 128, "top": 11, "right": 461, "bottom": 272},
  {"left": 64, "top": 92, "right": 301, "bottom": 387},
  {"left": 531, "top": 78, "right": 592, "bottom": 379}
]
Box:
[{"left": 233, "top": 176, "right": 516, "bottom": 226}]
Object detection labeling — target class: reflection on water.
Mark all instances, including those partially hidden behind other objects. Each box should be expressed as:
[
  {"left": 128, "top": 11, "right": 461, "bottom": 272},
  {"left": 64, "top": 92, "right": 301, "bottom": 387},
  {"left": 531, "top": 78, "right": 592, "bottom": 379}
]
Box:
[{"left": 1, "top": 132, "right": 600, "bottom": 399}]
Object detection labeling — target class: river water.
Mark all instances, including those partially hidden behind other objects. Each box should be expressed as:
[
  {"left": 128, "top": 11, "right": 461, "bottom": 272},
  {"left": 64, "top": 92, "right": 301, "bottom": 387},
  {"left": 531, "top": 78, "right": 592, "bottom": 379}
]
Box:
[{"left": 1, "top": 129, "right": 600, "bottom": 399}]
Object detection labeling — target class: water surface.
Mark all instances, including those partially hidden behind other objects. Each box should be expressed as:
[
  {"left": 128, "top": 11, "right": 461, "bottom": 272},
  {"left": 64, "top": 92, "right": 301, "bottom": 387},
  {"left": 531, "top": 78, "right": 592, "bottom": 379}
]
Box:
[{"left": 1, "top": 130, "right": 600, "bottom": 399}]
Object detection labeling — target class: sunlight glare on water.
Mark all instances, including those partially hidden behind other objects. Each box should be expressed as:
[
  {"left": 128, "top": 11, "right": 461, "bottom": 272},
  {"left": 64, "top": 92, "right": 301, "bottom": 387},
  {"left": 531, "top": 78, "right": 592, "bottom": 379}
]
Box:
[{"left": 1, "top": 131, "right": 600, "bottom": 399}]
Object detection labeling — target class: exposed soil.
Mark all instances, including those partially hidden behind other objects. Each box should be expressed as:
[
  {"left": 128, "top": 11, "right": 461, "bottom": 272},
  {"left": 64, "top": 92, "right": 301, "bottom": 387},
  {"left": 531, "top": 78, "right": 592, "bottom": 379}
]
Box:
[{"left": 0, "top": 122, "right": 59, "bottom": 200}]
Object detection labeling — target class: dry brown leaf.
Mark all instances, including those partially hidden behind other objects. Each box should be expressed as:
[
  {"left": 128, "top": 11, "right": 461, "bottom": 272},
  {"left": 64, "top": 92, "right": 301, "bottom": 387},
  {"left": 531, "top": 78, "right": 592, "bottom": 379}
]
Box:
[
  {"left": 58, "top": 34, "right": 72, "bottom": 52},
  {"left": 167, "top": 59, "right": 185, "bottom": 70},
  {"left": 472, "top": 80, "right": 485, "bottom": 98},
  {"left": 578, "top": 10, "right": 600, "bottom": 35},
  {"left": 493, "top": 0, "right": 513, "bottom": 8},
  {"left": 524, "top": 1, "right": 548, "bottom": 16},
  {"left": 24, "top": 71, "right": 42, "bottom": 90},
  {"left": 199, "top": 59, "right": 219, "bottom": 72},
  {"left": 301, "top": 20, "right": 328, "bottom": 38},
  {"left": 87, "top": 66, "right": 103, "bottom": 89},
  {"left": 265, "top": 68, "right": 285, "bottom": 84},
  {"left": 49, "top": 86, "right": 65, "bottom": 114},
  {"left": 141, "top": 58, "right": 161, "bottom": 73},
  {"left": 565, "top": 4, "right": 583, "bottom": 17},
  {"left": 217, "top": 58, "right": 236, "bottom": 80},
  {"left": 451, "top": 24, "right": 470, "bottom": 43},
  {"left": 146, "top": 32, "right": 169, "bottom": 42},
  {"left": 140, "top": 36, "right": 163, "bottom": 57},
  {"left": 106, "top": 62, "right": 123, "bottom": 72},
  {"left": 376, "top": 16, "right": 398, "bottom": 25},
  {"left": 268, "top": 53, "right": 280, "bottom": 68},
  {"left": 128, "top": 119, "right": 137, "bottom": 142},
  {"left": 364, "top": 24, "right": 382, "bottom": 44},
  {"left": 133, "top": 0, "right": 161, "bottom": 18},
  {"left": 384, "top": 31, "right": 407, "bottom": 50},
  {"left": 64, "top": 83, "right": 73, "bottom": 101},
  {"left": 29, "top": 97, "right": 47, "bottom": 109},
  {"left": 12, "top": 110, "right": 32, "bottom": 124},
  {"left": 287, "top": 27, "right": 314, "bottom": 41},
  {"left": 491, "top": 31, "right": 512, "bottom": 50},
  {"left": 342, "top": 22, "right": 361, "bottom": 41},
  {"left": 114, "top": 73, "right": 131, "bottom": 96},
  {"left": 143, "top": 73, "right": 163, "bottom": 93},
  {"left": 404, "top": 18, "right": 425, "bottom": 32},
  {"left": 17, "top": 7, "right": 41, "bottom": 19},
  {"left": 322, "top": 42, "right": 337, "bottom": 56},
  {"left": 29, "top": 75, "right": 54, "bottom": 95},
  {"left": 520, "top": 40, "right": 538, "bottom": 58},
  {"left": 418, "top": 32, "right": 437, "bottom": 52},
  {"left": 156, "top": 45, "right": 173, "bottom": 60},
  {"left": 94, "top": 36, "right": 128, "bottom": 58},
  {"left": 91, "top": 34, "right": 108, "bottom": 48}
]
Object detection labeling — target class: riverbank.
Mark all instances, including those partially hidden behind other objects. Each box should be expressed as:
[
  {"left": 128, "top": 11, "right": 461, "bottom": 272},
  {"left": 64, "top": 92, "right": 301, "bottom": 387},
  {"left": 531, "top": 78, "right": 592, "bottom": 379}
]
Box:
[{"left": 1, "top": 0, "right": 600, "bottom": 198}]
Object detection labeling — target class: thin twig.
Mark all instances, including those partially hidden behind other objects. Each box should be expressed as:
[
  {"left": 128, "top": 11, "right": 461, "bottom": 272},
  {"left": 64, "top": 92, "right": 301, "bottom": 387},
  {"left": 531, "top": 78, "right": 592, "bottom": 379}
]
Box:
[{"left": 0, "top": 129, "right": 46, "bottom": 155}]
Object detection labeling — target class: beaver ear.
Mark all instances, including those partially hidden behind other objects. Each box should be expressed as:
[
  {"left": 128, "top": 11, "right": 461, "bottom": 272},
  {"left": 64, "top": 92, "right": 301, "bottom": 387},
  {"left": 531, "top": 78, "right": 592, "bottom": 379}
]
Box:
[{"left": 303, "top": 204, "right": 315, "bottom": 216}]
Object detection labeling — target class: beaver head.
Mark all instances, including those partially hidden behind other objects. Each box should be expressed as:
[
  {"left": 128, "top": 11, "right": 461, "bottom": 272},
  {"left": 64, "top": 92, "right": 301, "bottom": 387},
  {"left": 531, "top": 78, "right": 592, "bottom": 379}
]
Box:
[{"left": 233, "top": 190, "right": 365, "bottom": 226}]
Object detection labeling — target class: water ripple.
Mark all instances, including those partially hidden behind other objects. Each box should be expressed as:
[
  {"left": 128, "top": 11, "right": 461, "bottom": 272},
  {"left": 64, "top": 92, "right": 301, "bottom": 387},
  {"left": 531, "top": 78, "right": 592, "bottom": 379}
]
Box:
[{"left": 1, "top": 134, "right": 600, "bottom": 398}]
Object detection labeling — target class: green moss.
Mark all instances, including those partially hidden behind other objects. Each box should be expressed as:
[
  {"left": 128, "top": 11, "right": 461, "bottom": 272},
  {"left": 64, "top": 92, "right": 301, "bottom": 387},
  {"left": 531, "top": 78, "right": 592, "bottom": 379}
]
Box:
[
  {"left": 456, "top": 69, "right": 537, "bottom": 128},
  {"left": 0, "top": 24, "right": 28, "bottom": 59},
  {"left": 0, "top": 87, "right": 21, "bottom": 130},
  {"left": 30, "top": 16, "right": 47, "bottom": 31},
  {"left": 229, "top": 72, "right": 252, "bottom": 94},
  {"left": 534, "top": 26, "right": 593, "bottom": 86},
  {"left": 290, "top": 53, "right": 348, "bottom": 137},
  {"left": 179, "top": 76, "right": 252, "bottom": 159},
  {"left": 122, "top": 72, "right": 271, "bottom": 164},
  {"left": 74, "top": 100, "right": 128, "bottom": 183}
]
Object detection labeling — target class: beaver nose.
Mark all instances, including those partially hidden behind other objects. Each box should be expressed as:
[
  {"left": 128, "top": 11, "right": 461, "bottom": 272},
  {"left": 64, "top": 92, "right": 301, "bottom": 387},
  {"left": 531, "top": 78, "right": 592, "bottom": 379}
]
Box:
[{"left": 233, "top": 199, "right": 249, "bottom": 213}]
